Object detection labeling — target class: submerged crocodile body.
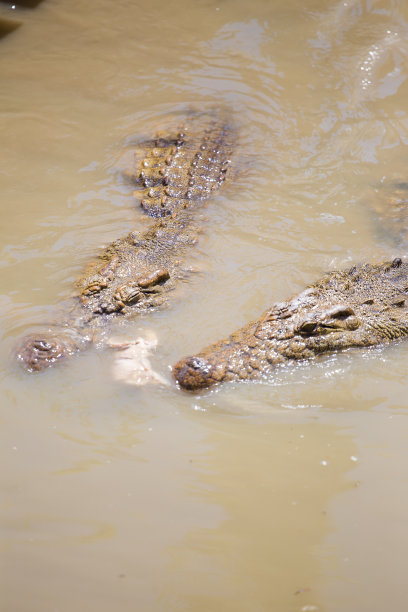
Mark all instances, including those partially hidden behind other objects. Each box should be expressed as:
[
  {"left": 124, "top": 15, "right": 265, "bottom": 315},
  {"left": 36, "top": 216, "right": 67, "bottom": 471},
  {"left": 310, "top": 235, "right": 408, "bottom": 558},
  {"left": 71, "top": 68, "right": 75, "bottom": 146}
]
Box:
[
  {"left": 173, "top": 258, "right": 408, "bottom": 390},
  {"left": 370, "top": 179, "right": 408, "bottom": 246},
  {"left": 17, "top": 111, "right": 235, "bottom": 372}
]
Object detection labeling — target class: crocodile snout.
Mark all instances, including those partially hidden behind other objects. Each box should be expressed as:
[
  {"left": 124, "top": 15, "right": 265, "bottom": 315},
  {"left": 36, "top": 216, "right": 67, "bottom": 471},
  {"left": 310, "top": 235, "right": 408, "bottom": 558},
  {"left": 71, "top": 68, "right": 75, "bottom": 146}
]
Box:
[
  {"left": 16, "top": 332, "right": 77, "bottom": 372},
  {"left": 173, "top": 356, "right": 219, "bottom": 390}
]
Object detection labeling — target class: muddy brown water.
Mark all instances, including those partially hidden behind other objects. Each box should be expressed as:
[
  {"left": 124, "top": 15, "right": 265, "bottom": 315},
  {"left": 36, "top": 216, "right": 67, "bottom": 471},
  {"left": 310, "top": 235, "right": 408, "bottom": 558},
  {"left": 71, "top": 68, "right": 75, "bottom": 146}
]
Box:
[{"left": 1, "top": 0, "right": 408, "bottom": 610}]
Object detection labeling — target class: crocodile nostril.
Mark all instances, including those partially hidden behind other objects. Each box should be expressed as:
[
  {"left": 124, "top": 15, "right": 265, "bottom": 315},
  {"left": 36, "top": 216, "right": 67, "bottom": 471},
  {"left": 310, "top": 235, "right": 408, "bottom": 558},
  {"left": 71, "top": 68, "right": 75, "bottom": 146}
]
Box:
[{"left": 189, "top": 357, "right": 211, "bottom": 372}]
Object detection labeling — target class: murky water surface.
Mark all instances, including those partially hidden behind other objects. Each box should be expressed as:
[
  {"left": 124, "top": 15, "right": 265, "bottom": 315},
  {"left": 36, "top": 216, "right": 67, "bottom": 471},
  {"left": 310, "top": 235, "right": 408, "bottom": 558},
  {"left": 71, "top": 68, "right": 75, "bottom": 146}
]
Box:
[{"left": 1, "top": 0, "right": 408, "bottom": 610}]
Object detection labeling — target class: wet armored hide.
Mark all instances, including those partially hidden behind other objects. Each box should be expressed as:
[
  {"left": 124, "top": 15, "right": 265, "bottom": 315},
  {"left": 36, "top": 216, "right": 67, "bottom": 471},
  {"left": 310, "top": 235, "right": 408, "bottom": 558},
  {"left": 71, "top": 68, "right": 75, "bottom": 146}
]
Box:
[{"left": 173, "top": 258, "right": 408, "bottom": 390}]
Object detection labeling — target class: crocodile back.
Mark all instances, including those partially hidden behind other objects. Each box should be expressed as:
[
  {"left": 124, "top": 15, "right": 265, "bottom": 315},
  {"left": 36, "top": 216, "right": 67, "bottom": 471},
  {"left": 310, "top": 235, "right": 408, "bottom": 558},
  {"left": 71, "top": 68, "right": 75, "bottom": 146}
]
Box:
[{"left": 131, "top": 111, "right": 235, "bottom": 218}]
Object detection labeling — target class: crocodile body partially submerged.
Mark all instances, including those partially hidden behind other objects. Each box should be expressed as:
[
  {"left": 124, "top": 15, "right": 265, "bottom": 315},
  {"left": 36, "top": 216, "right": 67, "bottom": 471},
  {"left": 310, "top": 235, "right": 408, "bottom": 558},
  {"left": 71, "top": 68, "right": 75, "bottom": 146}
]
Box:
[
  {"left": 17, "top": 111, "right": 235, "bottom": 372},
  {"left": 370, "top": 179, "right": 408, "bottom": 246},
  {"left": 173, "top": 258, "right": 408, "bottom": 390}
]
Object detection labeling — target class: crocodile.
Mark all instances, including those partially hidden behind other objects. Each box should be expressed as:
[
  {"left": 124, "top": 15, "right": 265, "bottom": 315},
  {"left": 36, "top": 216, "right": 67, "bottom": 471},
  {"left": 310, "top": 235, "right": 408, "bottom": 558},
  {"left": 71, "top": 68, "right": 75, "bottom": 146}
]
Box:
[
  {"left": 173, "top": 257, "right": 408, "bottom": 390},
  {"left": 16, "top": 111, "right": 235, "bottom": 372},
  {"left": 369, "top": 179, "right": 408, "bottom": 246}
]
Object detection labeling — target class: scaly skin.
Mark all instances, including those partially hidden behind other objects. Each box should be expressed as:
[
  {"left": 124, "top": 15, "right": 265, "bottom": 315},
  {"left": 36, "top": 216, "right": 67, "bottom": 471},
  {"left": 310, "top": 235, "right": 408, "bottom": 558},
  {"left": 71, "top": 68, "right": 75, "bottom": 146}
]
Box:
[
  {"left": 127, "top": 110, "right": 235, "bottom": 218},
  {"left": 16, "top": 112, "right": 235, "bottom": 372},
  {"left": 76, "top": 210, "right": 201, "bottom": 318},
  {"left": 173, "top": 258, "right": 408, "bottom": 390}
]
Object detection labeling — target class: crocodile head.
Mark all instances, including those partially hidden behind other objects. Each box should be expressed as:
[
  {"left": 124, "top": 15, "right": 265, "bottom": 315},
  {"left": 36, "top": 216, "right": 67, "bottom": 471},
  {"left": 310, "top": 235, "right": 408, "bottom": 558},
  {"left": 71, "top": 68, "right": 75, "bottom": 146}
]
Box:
[{"left": 173, "top": 258, "right": 408, "bottom": 390}]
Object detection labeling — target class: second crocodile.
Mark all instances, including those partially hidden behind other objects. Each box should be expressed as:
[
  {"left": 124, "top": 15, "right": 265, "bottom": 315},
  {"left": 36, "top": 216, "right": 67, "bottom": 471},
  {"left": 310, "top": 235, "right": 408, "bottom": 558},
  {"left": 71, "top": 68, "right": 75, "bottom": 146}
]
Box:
[{"left": 173, "top": 258, "right": 408, "bottom": 390}]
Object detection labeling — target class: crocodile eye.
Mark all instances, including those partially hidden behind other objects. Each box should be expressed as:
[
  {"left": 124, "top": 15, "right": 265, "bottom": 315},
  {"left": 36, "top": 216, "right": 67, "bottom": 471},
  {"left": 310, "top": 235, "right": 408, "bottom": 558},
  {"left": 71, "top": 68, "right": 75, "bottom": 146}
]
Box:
[
  {"left": 329, "top": 306, "right": 355, "bottom": 320},
  {"left": 298, "top": 321, "right": 318, "bottom": 335}
]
